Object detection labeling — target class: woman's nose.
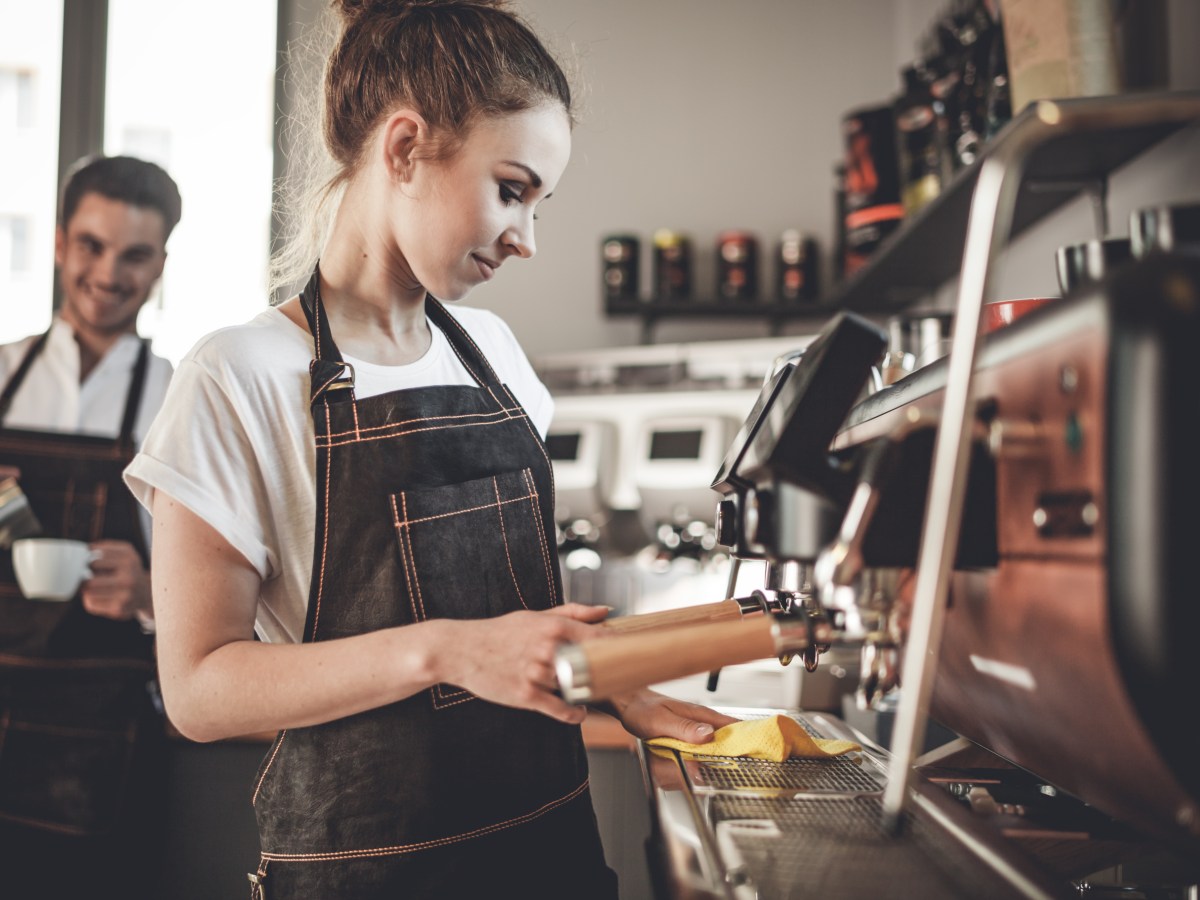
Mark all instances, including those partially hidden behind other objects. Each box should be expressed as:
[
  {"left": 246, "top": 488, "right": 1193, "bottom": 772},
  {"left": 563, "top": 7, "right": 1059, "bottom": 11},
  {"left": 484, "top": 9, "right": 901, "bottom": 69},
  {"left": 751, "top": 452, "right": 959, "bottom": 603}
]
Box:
[{"left": 504, "top": 217, "right": 536, "bottom": 260}]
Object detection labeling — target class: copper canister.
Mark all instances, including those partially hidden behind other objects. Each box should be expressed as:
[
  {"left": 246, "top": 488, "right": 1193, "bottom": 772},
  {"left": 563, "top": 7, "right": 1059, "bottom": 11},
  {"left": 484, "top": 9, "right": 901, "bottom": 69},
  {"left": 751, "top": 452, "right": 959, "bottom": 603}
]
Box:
[
  {"left": 652, "top": 229, "right": 692, "bottom": 302},
  {"left": 841, "top": 103, "right": 904, "bottom": 278},
  {"left": 602, "top": 234, "right": 640, "bottom": 302},
  {"left": 717, "top": 230, "right": 759, "bottom": 302},
  {"left": 775, "top": 229, "right": 819, "bottom": 304}
]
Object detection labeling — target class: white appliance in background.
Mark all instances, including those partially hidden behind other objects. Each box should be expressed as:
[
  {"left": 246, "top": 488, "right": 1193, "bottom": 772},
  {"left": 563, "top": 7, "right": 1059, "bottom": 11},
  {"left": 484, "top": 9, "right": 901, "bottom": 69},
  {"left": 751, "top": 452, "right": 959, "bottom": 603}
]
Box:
[
  {"left": 543, "top": 419, "right": 616, "bottom": 524},
  {"left": 546, "top": 387, "right": 761, "bottom": 545},
  {"left": 631, "top": 412, "right": 740, "bottom": 535},
  {"left": 536, "top": 334, "right": 858, "bottom": 713},
  {"left": 540, "top": 335, "right": 810, "bottom": 521}
]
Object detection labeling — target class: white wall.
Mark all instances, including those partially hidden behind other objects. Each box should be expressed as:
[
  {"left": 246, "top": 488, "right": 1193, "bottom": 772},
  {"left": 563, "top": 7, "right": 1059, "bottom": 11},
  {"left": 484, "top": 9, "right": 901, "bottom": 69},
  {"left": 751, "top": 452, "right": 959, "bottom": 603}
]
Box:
[
  {"left": 278, "top": 0, "right": 919, "bottom": 351},
  {"left": 275, "top": 0, "right": 1200, "bottom": 356}
]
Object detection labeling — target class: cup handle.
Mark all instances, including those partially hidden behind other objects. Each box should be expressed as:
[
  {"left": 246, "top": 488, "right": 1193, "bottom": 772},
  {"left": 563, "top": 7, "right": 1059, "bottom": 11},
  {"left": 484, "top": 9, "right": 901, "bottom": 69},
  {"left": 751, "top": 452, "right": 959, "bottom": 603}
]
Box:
[{"left": 83, "top": 548, "right": 103, "bottom": 581}]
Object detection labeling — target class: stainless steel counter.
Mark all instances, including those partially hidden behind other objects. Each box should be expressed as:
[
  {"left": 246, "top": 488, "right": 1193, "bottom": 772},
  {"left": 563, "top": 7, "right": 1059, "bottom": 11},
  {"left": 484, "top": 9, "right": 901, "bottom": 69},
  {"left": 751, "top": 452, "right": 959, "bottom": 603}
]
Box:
[{"left": 639, "top": 708, "right": 1065, "bottom": 900}]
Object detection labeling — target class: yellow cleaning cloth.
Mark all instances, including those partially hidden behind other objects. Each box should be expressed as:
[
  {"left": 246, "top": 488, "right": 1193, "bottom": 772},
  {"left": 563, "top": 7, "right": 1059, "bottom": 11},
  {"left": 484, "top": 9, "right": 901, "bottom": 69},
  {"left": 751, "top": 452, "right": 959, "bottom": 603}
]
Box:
[{"left": 648, "top": 714, "right": 861, "bottom": 762}]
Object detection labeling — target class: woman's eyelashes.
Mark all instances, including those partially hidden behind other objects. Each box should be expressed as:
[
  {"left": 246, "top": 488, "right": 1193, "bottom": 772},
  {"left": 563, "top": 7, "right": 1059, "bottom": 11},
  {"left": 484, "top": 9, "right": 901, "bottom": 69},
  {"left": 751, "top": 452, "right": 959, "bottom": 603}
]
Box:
[
  {"left": 499, "top": 181, "right": 540, "bottom": 220},
  {"left": 499, "top": 182, "right": 524, "bottom": 206}
]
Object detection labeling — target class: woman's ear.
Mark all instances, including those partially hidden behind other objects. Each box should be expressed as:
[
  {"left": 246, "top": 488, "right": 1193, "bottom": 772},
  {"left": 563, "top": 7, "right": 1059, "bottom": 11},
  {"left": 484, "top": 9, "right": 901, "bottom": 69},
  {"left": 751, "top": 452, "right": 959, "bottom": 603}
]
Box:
[{"left": 380, "top": 109, "right": 429, "bottom": 182}]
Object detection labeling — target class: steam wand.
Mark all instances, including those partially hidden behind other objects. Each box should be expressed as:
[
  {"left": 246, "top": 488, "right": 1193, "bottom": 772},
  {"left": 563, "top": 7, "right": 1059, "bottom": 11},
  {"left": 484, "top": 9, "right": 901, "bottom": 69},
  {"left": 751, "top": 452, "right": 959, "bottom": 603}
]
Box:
[{"left": 705, "top": 555, "right": 743, "bottom": 692}]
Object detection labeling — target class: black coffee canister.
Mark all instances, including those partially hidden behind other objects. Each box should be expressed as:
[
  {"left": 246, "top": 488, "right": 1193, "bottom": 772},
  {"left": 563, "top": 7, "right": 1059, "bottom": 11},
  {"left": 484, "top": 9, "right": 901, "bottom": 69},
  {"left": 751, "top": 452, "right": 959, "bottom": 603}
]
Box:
[
  {"left": 841, "top": 103, "right": 904, "bottom": 278},
  {"left": 1130, "top": 203, "right": 1200, "bottom": 257},
  {"left": 602, "top": 234, "right": 640, "bottom": 302},
  {"left": 652, "top": 229, "right": 692, "bottom": 302},
  {"left": 775, "top": 229, "right": 819, "bottom": 304},
  {"left": 1055, "top": 237, "right": 1133, "bottom": 295},
  {"left": 716, "top": 231, "right": 759, "bottom": 302}
]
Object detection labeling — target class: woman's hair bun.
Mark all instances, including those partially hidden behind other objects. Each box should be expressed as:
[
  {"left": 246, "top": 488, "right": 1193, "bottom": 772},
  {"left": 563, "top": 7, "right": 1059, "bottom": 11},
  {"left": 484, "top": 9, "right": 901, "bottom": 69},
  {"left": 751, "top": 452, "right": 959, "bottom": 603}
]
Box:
[{"left": 331, "top": 0, "right": 506, "bottom": 28}]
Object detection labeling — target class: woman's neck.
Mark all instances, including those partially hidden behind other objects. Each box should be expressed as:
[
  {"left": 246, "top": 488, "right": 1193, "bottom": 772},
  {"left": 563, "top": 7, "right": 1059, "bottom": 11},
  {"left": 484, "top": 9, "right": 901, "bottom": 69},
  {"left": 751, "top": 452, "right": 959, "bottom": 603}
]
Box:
[{"left": 313, "top": 193, "right": 432, "bottom": 367}]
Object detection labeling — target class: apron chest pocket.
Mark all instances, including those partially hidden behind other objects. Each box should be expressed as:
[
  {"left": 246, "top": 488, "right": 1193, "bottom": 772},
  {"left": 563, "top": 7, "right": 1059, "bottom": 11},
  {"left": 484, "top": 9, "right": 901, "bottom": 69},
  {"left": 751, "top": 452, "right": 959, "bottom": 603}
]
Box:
[
  {"left": 389, "top": 468, "right": 557, "bottom": 707},
  {"left": 390, "top": 466, "right": 556, "bottom": 621}
]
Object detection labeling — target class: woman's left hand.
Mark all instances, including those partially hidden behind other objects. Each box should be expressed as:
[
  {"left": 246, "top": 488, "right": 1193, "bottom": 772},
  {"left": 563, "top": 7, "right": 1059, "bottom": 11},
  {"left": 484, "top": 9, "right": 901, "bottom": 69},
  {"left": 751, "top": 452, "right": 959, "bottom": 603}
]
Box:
[{"left": 608, "top": 689, "right": 740, "bottom": 744}]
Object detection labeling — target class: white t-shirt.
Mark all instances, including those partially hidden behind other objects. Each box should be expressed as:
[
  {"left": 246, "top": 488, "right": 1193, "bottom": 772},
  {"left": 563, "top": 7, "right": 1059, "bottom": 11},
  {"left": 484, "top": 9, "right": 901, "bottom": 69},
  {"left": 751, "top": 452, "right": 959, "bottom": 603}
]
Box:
[
  {"left": 1, "top": 317, "right": 174, "bottom": 545},
  {"left": 124, "top": 304, "right": 553, "bottom": 645}
]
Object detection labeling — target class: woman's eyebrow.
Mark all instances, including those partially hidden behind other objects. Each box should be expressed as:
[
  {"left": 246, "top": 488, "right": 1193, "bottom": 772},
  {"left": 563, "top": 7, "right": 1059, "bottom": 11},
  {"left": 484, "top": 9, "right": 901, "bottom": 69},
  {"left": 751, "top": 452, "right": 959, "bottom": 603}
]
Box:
[{"left": 501, "top": 161, "right": 542, "bottom": 189}]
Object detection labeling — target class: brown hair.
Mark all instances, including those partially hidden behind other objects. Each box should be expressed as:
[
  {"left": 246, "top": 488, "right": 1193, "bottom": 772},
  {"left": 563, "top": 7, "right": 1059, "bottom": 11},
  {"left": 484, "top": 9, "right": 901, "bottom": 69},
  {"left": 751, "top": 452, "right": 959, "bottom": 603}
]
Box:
[
  {"left": 60, "top": 155, "right": 182, "bottom": 240},
  {"left": 326, "top": 0, "right": 573, "bottom": 169},
  {"left": 270, "top": 0, "right": 573, "bottom": 296}
]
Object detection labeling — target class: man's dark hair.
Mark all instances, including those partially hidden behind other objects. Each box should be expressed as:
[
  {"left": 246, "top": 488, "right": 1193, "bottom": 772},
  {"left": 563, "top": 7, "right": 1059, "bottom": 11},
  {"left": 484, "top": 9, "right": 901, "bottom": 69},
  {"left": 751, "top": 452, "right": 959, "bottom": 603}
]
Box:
[{"left": 59, "top": 155, "right": 183, "bottom": 240}]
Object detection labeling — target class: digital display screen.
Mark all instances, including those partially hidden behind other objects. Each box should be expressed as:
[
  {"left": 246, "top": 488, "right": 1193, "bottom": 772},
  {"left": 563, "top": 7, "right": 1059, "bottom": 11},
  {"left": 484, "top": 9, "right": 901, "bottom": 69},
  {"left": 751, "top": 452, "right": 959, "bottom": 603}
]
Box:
[
  {"left": 545, "top": 432, "right": 581, "bottom": 461},
  {"left": 649, "top": 429, "right": 703, "bottom": 460}
]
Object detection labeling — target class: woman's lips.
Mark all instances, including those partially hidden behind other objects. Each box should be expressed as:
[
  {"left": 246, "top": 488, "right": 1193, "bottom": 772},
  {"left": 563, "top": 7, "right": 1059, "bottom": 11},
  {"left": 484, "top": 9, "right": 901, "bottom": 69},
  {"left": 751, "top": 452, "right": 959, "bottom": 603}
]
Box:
[{"left": 473, "top": 254, "right": 497, "bottom": 281}]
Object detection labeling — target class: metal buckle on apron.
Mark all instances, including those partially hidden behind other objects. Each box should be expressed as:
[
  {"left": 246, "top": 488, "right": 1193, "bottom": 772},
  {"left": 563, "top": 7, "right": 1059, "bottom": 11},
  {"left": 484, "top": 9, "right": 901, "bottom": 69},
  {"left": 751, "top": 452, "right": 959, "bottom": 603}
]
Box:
[
  {"left": 309, "top": 360, "right": 356, "bottom": 404},
  {"left": 326, "top": 361, "right": 355, "bottom": 392},
  {"left": 247, "top": 860, "right": 269, "bottom": 900}
]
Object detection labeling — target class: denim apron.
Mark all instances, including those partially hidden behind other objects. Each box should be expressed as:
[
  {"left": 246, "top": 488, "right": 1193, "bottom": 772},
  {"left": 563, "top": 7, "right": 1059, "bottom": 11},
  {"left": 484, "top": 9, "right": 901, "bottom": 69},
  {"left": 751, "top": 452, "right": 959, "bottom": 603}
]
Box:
[
  {"left": 0, "top": 330, "right": 163, "bottom": 897},
  {"left": 249, "top": 271, "right": 616, "bottom": 898}
]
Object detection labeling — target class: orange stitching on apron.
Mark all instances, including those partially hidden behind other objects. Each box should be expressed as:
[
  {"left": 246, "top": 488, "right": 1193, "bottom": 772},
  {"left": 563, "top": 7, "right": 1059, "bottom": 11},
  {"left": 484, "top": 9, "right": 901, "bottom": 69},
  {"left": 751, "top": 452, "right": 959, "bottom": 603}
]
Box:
[
  {"left": 89, "top": 482, "right": 107, "bottom": 540},
  {"left": 507, "top": 384, "right": 562, "bottom": 606},
  {"left": 251, "top": 729, "right": 289, "bottom": 806},
  {"left": 520, "top": 469, "right": 555, "bottom": 603},
  {"left": 436, "top": 307, "right": 509, "bottom": 416},
  {"left": 315, "top": 406, "right": 524, "bottom": 443},
  {"left": 431, "top": 686, "right": 473, "bottom": 708},
  {"left": 399, "top": 494, "right": 427, "bottom": 621},
  {"left": 493, "top": 476, "right": 528, "bottom": 611},
  {"left": 390, "top": 495, "right": 422, "bottom": 624},
  {"left": 392, "top": 492, "right": 536, "bottom": 529},
  {"left": 260, "top": 777, "right": 589, "bottom": 862},
  {"left": 396, "top": 493, "right": 474, "bottom": 709},
  {"left": 310, "top": 403, "right": 334, "bottom": 640},
  {"left": 321, "top": 406, "right": 523, "bottom": 438},
  {"left": 436, "top": 314, "right": 505, "bottom": 412},
  {"left": 311, "top": 371, "right": 343, "bottom": 402}
]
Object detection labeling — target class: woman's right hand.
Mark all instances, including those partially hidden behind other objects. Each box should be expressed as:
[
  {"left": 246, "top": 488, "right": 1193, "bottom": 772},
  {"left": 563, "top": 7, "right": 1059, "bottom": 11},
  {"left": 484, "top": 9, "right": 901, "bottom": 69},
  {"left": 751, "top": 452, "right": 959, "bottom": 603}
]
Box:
[{"left": 432, "top": 604, "right": 610, "bottom": 725}]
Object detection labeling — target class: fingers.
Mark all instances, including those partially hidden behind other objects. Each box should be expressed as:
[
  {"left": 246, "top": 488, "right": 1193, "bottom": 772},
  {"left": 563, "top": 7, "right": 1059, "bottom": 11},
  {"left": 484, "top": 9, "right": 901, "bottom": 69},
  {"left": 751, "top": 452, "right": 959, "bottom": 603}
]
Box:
[{"left": 546, "top": 603, "right": 612, "bottom": 624}]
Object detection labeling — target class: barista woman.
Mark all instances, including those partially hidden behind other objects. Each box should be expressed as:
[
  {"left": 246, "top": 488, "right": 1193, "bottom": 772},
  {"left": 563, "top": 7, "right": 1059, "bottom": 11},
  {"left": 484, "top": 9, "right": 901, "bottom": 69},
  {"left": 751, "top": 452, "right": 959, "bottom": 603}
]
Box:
[{"left": 125, "top": 1, "right": 733, "bottom": 896}]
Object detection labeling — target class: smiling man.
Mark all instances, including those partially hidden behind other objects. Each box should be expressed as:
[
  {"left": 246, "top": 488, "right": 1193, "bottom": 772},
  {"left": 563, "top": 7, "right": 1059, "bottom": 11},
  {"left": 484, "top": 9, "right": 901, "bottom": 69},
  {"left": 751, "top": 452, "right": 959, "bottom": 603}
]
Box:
[{"left": 0, "top": 154, "right": 181, "bottom": 897}]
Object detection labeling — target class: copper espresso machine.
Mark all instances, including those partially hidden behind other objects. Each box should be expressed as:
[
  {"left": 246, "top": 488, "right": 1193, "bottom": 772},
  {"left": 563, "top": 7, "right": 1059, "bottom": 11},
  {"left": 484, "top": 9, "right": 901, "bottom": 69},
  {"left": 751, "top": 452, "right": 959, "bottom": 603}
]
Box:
[{"left": 554, "top": 95, "right": 1200, "bottom": 898}]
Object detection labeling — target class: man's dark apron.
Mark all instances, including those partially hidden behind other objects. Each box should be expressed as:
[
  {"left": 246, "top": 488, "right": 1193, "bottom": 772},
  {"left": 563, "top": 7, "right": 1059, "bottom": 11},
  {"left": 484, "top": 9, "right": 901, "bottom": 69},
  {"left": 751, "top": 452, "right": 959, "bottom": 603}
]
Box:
[
  {"left": 0, "top": 330, "right": 163, "bottom": 893},
  {"left": 248, "top": 272, "right": 616, "bottom": 899}
]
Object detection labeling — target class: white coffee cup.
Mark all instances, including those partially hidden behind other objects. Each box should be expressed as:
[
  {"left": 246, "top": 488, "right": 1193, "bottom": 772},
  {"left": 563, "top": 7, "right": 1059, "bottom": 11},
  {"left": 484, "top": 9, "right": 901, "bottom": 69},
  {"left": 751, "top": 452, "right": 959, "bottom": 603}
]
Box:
[{"left": 11, "top": 537, "right": 97, "bottom": 602}]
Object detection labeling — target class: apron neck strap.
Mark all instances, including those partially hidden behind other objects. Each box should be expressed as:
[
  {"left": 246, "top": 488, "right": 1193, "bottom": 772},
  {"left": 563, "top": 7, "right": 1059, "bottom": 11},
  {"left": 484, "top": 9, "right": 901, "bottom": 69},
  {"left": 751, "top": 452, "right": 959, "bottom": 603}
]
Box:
[
  {"left": 300, "top": 263, "right": 510, "bottom": 402},
  {"left": 299, "top": 264, "right": 342, "bottom": 366},
  {"left": 300, "top": 263, "right": 356, "bottom": 406},
  {"left": 424, "top": 298, "right": 504, "bottom": 392},
  {"left": 117, "top": 339, "right": 151, "bottom": 449}
]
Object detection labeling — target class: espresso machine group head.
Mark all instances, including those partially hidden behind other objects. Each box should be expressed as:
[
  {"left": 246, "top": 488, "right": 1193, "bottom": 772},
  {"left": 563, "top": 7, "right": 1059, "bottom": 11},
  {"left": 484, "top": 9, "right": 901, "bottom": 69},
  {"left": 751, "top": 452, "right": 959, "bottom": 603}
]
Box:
[{"left": 709, "top": 313, "right": 889, "bottom": 677}]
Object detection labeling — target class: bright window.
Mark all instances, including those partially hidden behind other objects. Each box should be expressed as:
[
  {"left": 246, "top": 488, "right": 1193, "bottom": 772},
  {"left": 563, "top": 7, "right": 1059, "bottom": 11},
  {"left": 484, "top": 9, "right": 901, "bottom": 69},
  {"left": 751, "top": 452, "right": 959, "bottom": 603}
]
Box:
[
  {"left": 0, "top": 1, "right": 63, "bottom": 343},
  {"left": 105, "top": 0, "right": 277, "bottom": 365}
]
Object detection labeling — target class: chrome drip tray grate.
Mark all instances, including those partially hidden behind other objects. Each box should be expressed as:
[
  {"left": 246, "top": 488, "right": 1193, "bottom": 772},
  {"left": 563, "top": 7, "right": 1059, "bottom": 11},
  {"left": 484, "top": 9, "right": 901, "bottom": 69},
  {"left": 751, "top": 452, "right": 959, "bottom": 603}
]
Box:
[
  {"left": 686, "top": 755, "right": 884, "bottom": 793},
  {"left": 710, "top": 794, "right": 1024, "bottom": 899}
]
